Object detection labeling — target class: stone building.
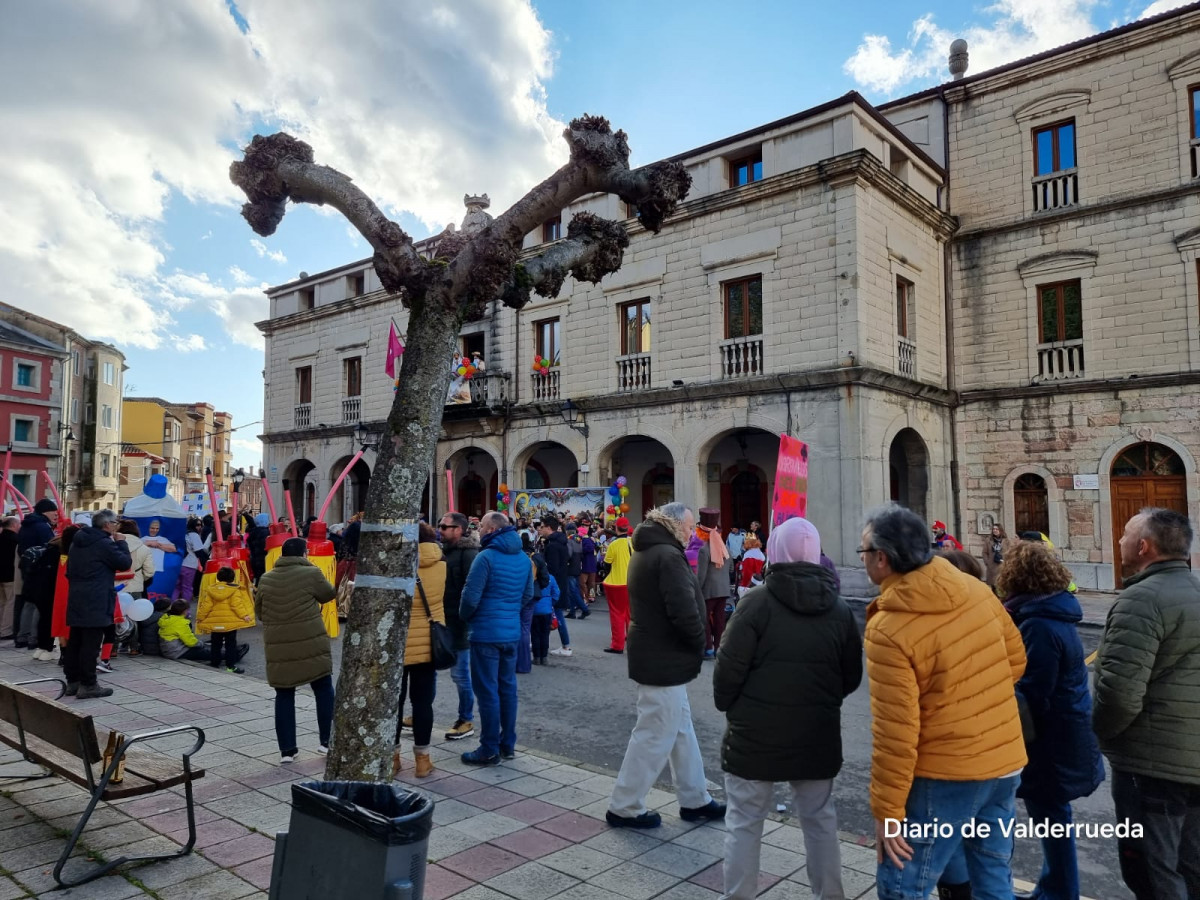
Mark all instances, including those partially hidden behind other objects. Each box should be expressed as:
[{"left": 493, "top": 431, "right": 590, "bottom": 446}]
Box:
[
  {"left": 258, "top": 3, "right": 1200, "bottom": 584},
  {"left": 122, "top": 400, "right": 234, "bottom": 501},
  {"left": 0, "top": 319, "right": 67, "bottom": 510}
]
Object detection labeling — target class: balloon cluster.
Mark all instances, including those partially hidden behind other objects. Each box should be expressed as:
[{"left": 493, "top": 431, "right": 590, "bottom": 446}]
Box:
[
  {"left": 496, "top": 483, "right": 510, "bottom": 513},
  {"left": 605, "top": 475, "right": 630, "bottom": 515},
  {"left": 456, "top": 361, "right": 479, "bottom": 380},
  {"left": 530, "top": 354, "right": 555, "bottom": 376},
  {"left": 393, "top": 377, "right": 400, "bottom": 393}
]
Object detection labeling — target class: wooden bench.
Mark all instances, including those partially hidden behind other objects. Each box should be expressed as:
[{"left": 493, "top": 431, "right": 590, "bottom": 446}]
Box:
[{"left": 0, "top": 678, "right": 206, "bottom": 888}]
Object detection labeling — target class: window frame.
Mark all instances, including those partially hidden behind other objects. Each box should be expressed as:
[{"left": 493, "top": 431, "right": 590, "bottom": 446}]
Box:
[
  {"left": 299, "top": 288, "right": 315, "bottom": 311},
  {"left": 12, "top": 417, "right": 36, "bottom": 445},
  {"left": 85, "top": 403, "right": 94, "bottom": 425},
  {"left": 896, "top": 276, "right": 914, "bottom": 339},
  {"left": 729, "top": 150, "right": 764, "bottom": 188},
  {"left": 10, "top": 357, "right": 41, "bottom": 393},
  {"left": 344, "top": 355, "right": 362, "bottom": 397},
  {"left": 1191, "top": 84, "right": 1200, "bottom": 141},
  {"left": 1036, "top": 279, "right": 1084, "bottom": 344},
  {"left": 101, "top": 404, "right": 113, "bottom": 429},
  {"left": 534, "top": 317, "right": 560, "bottom": 364},
  {"left": 1032, "top": 119, "right": 1077, "bottom": 177},
  {"left": 618, "top": 298, "right": 652, "bottom": 356},
  {"left": 70, "top": 397, "right": 79, "bottom": 423},
  {"left": 542, "top": 215, "right": 562, "bottom": 243},
  {"left": 15, "top": 363, "right": 35, "bottom": 388},
  {"left": 347, "top": 273, "right": 366, "bottom": 298},
  {"left": 296, "top": 366, "right": 313, "bottom": 404},
  {"left": 102, "top": 361, "right": 115, "bottom": 385},
  {"left": 722, "top": 275, "right": 764, "bottom": 339}
]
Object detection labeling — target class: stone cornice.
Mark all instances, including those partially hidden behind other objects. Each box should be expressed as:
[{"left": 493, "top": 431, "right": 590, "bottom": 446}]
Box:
[
  {"left": 255, "top": 289, "right": 402, "bottom": 337},
  {"left": 960, "top": 370, "right": 1200, "bottom": 403}
]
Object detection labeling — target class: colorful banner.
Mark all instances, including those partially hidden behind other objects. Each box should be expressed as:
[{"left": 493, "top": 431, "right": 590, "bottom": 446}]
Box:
[
  {"left": 123, "top": 474, "right": 188, "bottom": 600},
  {"left": 512, "top": 488, "right": 607, "bottom": 521},
  {"left": 771, "top": 435, "right": 809, "bottom": 527}
]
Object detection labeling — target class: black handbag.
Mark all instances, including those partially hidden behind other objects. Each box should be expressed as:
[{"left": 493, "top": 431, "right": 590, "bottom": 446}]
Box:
[{"left": 416, "top": 578, "right": 456, "bottom": 671}]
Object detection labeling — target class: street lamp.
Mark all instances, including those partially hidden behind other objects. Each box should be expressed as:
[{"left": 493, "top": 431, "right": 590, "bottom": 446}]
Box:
[
  {"left": 560, "top": 399, "right": 589, "bottom": 438},
  {"left": 352, "top": 426, "right": 380, "bottom": 451}
]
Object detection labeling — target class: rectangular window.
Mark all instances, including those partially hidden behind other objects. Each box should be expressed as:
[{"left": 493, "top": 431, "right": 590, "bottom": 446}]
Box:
[
  {"left": 16, "top": 363, "right": 34, "bottom": 387},
  {"left": 86, "top": 357, "right": 95, "bottom": 380},
  {"left": 296, "top": 366, "right": 313, "bottom": 404},
  {"left": 204, "top": 433, "right": 211, "bottom": 448},
  {"left": 1191, "top": 85, "right": 1200, "bottom": 140},
  {"left": 1033, "top": 121, "right": 1076, "bottom": 176},
  {"left": 13, "top": 419, "right": 34, "bottom": 443},
  {"left": 299, "top": 288, "right": 315, "bottom": 311},
  {"left": 1038, "top": 280, "right": 1084, "bottom": 343},
  {"left": 535, "top": 318, "right": 560, "bottom": 364},
  {"left": 11, "top": 473, "right": 28, "bottom": 496},
  {"left": 72, "top": 351, "right": 80, "bottom": 376},
  {"left": 542, "top": 216, "right": 562, "bottom": 243},
  {"left": 101, "top": 404, "right": 113, "bottom": 428},
  {"left": 625, "top": 202, "right": 639, "bottom": 219},
  {"left": 896, "top": 277, "right": 913, "bottom": 338},
  {"left": 347, "top": 273, "right": 365, "bottom": 297},
  {"left": 101, "top": 455, "right": 110, "bottom": 478},
  {"left": 85, "top": 403, "right": 94, "bottom": 425},
  {"left": 225, "top": 438, "right": 230, "bottom": 453},
  {"left": 730, "top": 151, "right": 763, "bottom": 187},
  {"left": 619, "top": 299, "right": 652, "bottom": 355},
  {"left": 344, "top": 356, "right": 362, "bottom": 397},
  {"left": 724, "top": 276, "right": 763, "bottom": 339},
  {"left": 102, "top": 361, "right": 115, "bottom": 385},
  {"left": 70, "top": 397, "right": 79, "bottom": 423}
]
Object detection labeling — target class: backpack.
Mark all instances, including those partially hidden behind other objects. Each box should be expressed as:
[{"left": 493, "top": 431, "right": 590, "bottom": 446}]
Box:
[{"left": 18, "top": 544, "right": 47, "bottom": 578}]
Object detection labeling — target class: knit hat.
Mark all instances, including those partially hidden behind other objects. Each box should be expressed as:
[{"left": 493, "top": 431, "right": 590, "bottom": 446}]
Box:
[
  {"left": 254, "top": 512, "right": 271, "bottom": 527},
  {"left": 766, "top": 516, "right": 822, "bottom": 565},
  {"left": 614, "top": 516, "right": 630, "bottom": 534},
  {"left": 33, "top": 498, "right": 57, "bottom": 515},
  {"left": 932, "top": 520, "right": 947, "bottom": 532},
  {"left": 698, "top": 508, "right": 720, "bottom": 528}
]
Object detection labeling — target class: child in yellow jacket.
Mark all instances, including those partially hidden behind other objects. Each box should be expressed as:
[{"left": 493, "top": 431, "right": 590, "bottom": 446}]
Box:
[
  {"left": 197, "top": 567, "right": 254, "bottom": 674},
  {"left": 159, "top": 601, "right": 209, "bottom": 662}
]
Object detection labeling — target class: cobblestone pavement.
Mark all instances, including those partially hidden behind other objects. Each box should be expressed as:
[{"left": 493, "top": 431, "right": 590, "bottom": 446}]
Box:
[{"left": 0, "top": 644, "right": 1092, "bottom": 899}]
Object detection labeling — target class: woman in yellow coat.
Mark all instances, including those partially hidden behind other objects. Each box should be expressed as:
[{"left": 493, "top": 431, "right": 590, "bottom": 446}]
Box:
[
  {"left": 392, "top": 523, "right": 446, "bottom": 778},
  {"left": 196, "top": 566, "right": 254, "bottom": 675}
]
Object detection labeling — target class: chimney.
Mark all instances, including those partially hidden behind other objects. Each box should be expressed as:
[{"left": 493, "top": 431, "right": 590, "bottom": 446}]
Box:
[{"left": 949, "top": 39, "right": 969, "bottom": 80}]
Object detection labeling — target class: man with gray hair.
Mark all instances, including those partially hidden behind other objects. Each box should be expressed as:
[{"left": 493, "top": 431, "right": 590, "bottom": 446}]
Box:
[
  {"left": 63, "top": 510, "right": 131, "bottom": 699},
  {"left": 607, "top": 502, "right": 725, "bottom": 829},
  {"left": 1094, "top": 507, "right": 1200, "bottom": 900},
  {"left": 861, "top": 504, "right": 1026, "bottom": 900}
]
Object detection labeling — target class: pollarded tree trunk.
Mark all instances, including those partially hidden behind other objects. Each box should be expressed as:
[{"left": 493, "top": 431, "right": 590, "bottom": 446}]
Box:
[{"left": 230, "top": 118, "right": 690, "bottom": 781}]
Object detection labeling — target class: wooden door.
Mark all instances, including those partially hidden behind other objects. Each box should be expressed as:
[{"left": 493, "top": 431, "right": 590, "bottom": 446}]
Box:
[{"left": 1111, "top": 477, "right": 1187, "bottom": 582}]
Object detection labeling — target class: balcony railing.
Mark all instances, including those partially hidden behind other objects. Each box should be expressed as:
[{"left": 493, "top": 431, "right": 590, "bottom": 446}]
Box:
[
  {"left": 897, "top": 336, "right": 916, "bottom": 378},
  {"left": 719, "top": 335, "right": 764, "bottom": 378},
  {"left": 445, "top": 371, "right": 510, "bottom": 409},
  {"left": 1032, "top": 170, "right": 1078, "bottom": 212},
  {"left": 616, "top": 353, "right": 651, "bottom": 392},
  {"left": 341, "top": 396, "right": 361, "bottom": 425},
  {"left": 530, "top": 369, "right": 560, "bottom": 403},
  {"left": 1037, "top": 339, "right": 1085, "bottom": 380},
  {"left": 294, "top": 403, "right": 311, "bottom": 429}
]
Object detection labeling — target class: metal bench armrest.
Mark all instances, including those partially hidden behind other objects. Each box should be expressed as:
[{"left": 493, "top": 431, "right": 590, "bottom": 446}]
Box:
[{"left": 12, "top": 678, "right": 67, "bottom": 700}]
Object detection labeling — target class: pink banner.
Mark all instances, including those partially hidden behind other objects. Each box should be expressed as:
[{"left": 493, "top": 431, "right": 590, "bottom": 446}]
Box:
[{"left": 771, "top": 435, "right": 809, "bottom": 527}]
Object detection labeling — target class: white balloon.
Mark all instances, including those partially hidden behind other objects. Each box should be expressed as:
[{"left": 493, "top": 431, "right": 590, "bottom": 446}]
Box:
[
  {"left": 118, "top": 593, "right": 135, "bottom": 614},
  {"left": 128, "top": 597, "right": 154, "bottom": 622}
]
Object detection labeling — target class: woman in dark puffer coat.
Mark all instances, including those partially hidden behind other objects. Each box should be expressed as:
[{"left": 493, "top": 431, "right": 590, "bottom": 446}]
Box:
[{"left": 997, "top": 541, "right": 1104, "bottom": 900}]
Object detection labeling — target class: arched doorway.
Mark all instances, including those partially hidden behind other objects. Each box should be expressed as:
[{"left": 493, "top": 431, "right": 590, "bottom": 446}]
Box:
[
  {"left": 889, "top": 428, "right": 929, "bottom": 522},
  {"left": 328, "top": 457, "right": 371, "bottom": 524},
  {"left": 703, "top": 428, "right": 777, "bottom": 533},
  {"left": 446, "top": 447, "right": 499, "bottom": 518},
  {"left": 520, "top": 442, "right": 579, "bottom": 489},
  {"left": 282, "top": 459, "right": 315, "bottom": 526},
  {"left": 643, "top": 465, "right": 675, "bottom": 520},
  {"left": 599, "top": 435, "right": 676, "bottom": 522},
  {"left": 1111, "top": 442, "right": 1187, "bottom": 581},
  {"left": 1014, "top": 473, "right": 1050, "bottom": 537}
]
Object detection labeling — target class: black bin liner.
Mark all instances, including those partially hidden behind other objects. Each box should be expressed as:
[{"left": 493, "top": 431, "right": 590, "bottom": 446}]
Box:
[{"left": 292, "top": 781, "right": 433, "bottom": 846}]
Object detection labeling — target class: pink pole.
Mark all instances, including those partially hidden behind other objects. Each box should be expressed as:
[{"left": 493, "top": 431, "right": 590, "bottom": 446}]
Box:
[
  {"left": 1, "top": 445, "right": 11, "bottom": 515},
  {"left": 40, "top": 471, "right": 64, "bottom": 528},
  {"left": 4, "top": 481, "right": 32, "bottom": 518},
  {"left": 282, "top": 479, "right": 299, "bottom": 538},
  {"left": 260, "top": 468, "right": 280, "bottom": 523},
  {"left": 205, "top": 468, "right": 224, "bottom": 544},
  {"left": 317, "top": 450, "right": 364, "bottom": 523},
  {"left": 445, "top": 463, "right": 455, "bottom": 512}
]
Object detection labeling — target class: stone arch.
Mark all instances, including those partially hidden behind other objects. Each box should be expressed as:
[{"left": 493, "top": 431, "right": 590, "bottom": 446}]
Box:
[
  {"left": 443, "top": 444, "right": 501, "bottom": 518},
  {"left": 887, "top": 428, "right": 929, "bottom": 522},
  {"left": 686, "top": 414, "right": 788, "bottom": 471},
  {"left": 281, "top": 458, "right": 317, "bottom": 524},
  {"left": 595, "top": 433, "right": 680, "bottom": 522},
  {"left": 696, "top": 427, "right": 780, "bottom": 532},
  {"left": 1000, "top": 464, "right": 1066, "bottom": 545},
  {"left": 326, "top": 456, "right": 371, "bottom": 524},
  {"left": 594, "top": 426, "right": 684, "bottom": 485},
  {"left": 510, "top": 439, "right": 581, "bottom": 490}
]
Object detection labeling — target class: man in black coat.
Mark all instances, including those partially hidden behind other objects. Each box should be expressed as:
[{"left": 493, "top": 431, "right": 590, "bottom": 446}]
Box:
[
  {"left": 63, "top": 510, "right": 131, "bottom": 699},
  {"left": 0, "top": 516, "right": 19, "bottom": 641},
  {"left": 538, "top": 515, "right": 576, "bottom": 655},
  {"left": 15, "top": 498, "right": 58, "bottom": 648},
  {"left": 439, "top": 511, "right": 478, "bottom": 741},
  {"left": 606, "top": 502, "right": 725, "bottom": 830}
]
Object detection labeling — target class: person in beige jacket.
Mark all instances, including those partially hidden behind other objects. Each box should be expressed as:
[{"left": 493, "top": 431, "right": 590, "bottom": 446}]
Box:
[{"left": 117, "top": 520, "right": 157, "bottom": 597}]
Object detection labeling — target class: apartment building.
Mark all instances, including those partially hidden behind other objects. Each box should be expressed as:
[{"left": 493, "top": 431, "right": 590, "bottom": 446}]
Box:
[
  {"left": 258, "top": 3, "right": 1200, "bottom": 582},
  {"left": 121, "top": 398, "right": 186, "bottom": 501},
  {"left": 0, "top": 320, "right": 68, "bottom": 509}
]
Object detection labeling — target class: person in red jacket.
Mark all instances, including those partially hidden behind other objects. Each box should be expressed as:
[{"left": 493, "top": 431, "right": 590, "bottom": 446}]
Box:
[{"left": 932, "top": 520, "right": 963, "bottom": 550}]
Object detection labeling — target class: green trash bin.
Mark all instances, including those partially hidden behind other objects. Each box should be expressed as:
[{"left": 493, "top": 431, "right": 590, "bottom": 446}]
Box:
[{"left": 269, "top": 781, "right": 434, "bottom": 900}]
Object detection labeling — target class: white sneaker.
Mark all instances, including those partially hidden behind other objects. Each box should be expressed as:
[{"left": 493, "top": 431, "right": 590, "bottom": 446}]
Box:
[
  {"left": 550, "top": 647, "right": 572, "bottom": 657},
  {"left": 317, "top": 744, "right": 329, "bottom": 755},
  {"left": 33, "top": 649, "right": 54, "bottom": 661},
  {"left": 280, "top": 755, "right": 295, "bottom": 764}
]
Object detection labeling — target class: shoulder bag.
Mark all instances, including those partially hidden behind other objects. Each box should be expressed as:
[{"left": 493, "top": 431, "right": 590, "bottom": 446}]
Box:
[{"left": 417, "top": 578, "right": 456, "bottom": 670}]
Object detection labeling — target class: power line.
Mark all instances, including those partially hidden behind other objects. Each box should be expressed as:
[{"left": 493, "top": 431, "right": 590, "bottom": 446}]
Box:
[{"left": 82, "top": 421, "right": 264, "bottom": 452}]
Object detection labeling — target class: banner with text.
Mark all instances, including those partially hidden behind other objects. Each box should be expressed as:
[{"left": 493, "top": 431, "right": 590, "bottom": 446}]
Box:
[{"left": 771, "top": 435, "right": 809, "bottom": 527}]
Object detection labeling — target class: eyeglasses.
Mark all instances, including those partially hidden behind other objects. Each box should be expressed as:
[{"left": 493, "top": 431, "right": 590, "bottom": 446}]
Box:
[
  {"left": 438, "top": 524, "right": 460, "bottom": 530},
  {"left": 856, "top": 546, "right": 878, "bottom": 555}
]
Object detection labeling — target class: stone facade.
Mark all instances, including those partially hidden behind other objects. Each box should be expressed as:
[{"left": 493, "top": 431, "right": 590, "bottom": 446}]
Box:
[{"left": 259, "top": 5, "right": 1200, "bottom": 586}]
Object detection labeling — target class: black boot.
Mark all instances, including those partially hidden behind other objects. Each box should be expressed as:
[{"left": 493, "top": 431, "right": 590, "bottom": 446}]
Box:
[{"left": 936, "top": 882, "right": 973, "bottom": 900}]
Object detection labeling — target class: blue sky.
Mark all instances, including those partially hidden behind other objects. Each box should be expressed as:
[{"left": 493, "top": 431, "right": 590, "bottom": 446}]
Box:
[{"left": 0, "top": 0, "right": 1174, "bottom": 470}]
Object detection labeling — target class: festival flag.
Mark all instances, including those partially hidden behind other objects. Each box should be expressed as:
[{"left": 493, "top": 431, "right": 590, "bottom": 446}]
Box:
[{"left": 385, "top": 319, "right": 404, "bottom": 378}]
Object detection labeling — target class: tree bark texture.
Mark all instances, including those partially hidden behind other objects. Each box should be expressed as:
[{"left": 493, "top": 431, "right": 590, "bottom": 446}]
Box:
[{"left": 230, "top": 118, "right": 690, "bottom": 782}]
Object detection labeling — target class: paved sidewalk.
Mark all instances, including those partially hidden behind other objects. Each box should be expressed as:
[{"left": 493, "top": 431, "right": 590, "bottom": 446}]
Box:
[{"left": 0, "top": 647, "right": 1065, "bottom": 899}]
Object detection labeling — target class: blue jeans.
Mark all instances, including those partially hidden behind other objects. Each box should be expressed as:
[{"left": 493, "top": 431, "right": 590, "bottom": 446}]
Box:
[
  {"left": 516, "top": 604, "right": 534, "bottom": 673},
  {"left": 553, "top": 600, "right": 570, "bottom": 647},
  {"left": 1111, "top": 768, "right": 1200, "bottom": 900},
  {"left": 567, "top": 578, "right": 587, "bottom": 613},
  {"left": 450, "top": 649, "right": 473, "bottom": 723},
  {"left": 469, "top": 641, "right": 518, "bottom": 757},
  {"left": 274, "top": 674, "right": 335, "bottom": 756},
  {"left": 1023, "top": 795, "right": 1078, "bottom": 899},
  {"left": 876, "top": 776, "right": 1018, "bottom": 900}
]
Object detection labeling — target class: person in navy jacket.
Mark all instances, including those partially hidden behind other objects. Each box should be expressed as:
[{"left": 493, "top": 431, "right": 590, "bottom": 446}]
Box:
[
  {"left": 459, "top": 512, "right": 534, "bottom": 766},
  {"left": 997, "top": 540, "right": 1104, "bottom": 900}
]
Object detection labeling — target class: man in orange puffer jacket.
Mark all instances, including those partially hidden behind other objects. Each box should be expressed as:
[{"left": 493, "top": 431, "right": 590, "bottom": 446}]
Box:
[{"left": 861, "top": 505, "right": 1027, "bottom": 900}]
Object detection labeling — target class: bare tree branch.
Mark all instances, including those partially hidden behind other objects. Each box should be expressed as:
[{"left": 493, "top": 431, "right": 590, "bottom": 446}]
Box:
[
  {"left": 229, "top": 133, "right": 428, "bottom": 297},
  {"left": 498, "top": 212, "right": 630, "bottom": 308}
]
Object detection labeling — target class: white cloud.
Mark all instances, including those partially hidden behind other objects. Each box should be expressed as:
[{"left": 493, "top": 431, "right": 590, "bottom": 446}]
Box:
[
  {"left": 844, "top": 0, "right": 1102, "bottom": 95},
  {"left": 0, "top": 0, "right": 564, "bottom": 348},
  {"left": 1139, "top": 0, "right": 1184, "bottom": 17},
  {"left": 171, "top": 333, "right": 208, "bottom": 352},
  {"left": 158, "top": 271, "right": 269, "bottom": 349},
  {"left": 228, "top": 265, "right": 256, "bottom": 285},
  {"left": 250, "top": 238, "right": 287, "bottom": 264}
]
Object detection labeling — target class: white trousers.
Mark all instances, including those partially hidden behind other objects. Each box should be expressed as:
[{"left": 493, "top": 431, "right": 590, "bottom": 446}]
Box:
[
  {"left": 609, "top": 683, "right": 712, "bottom": 817},
  {"left": 722, "top": 773, "right": 845, "bottom": 900}
]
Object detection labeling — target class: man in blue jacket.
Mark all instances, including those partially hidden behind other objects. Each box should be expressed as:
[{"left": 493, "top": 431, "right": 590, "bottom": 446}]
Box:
[{"left": 459, "top": 511, "right": 534, "bottom": 766}]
